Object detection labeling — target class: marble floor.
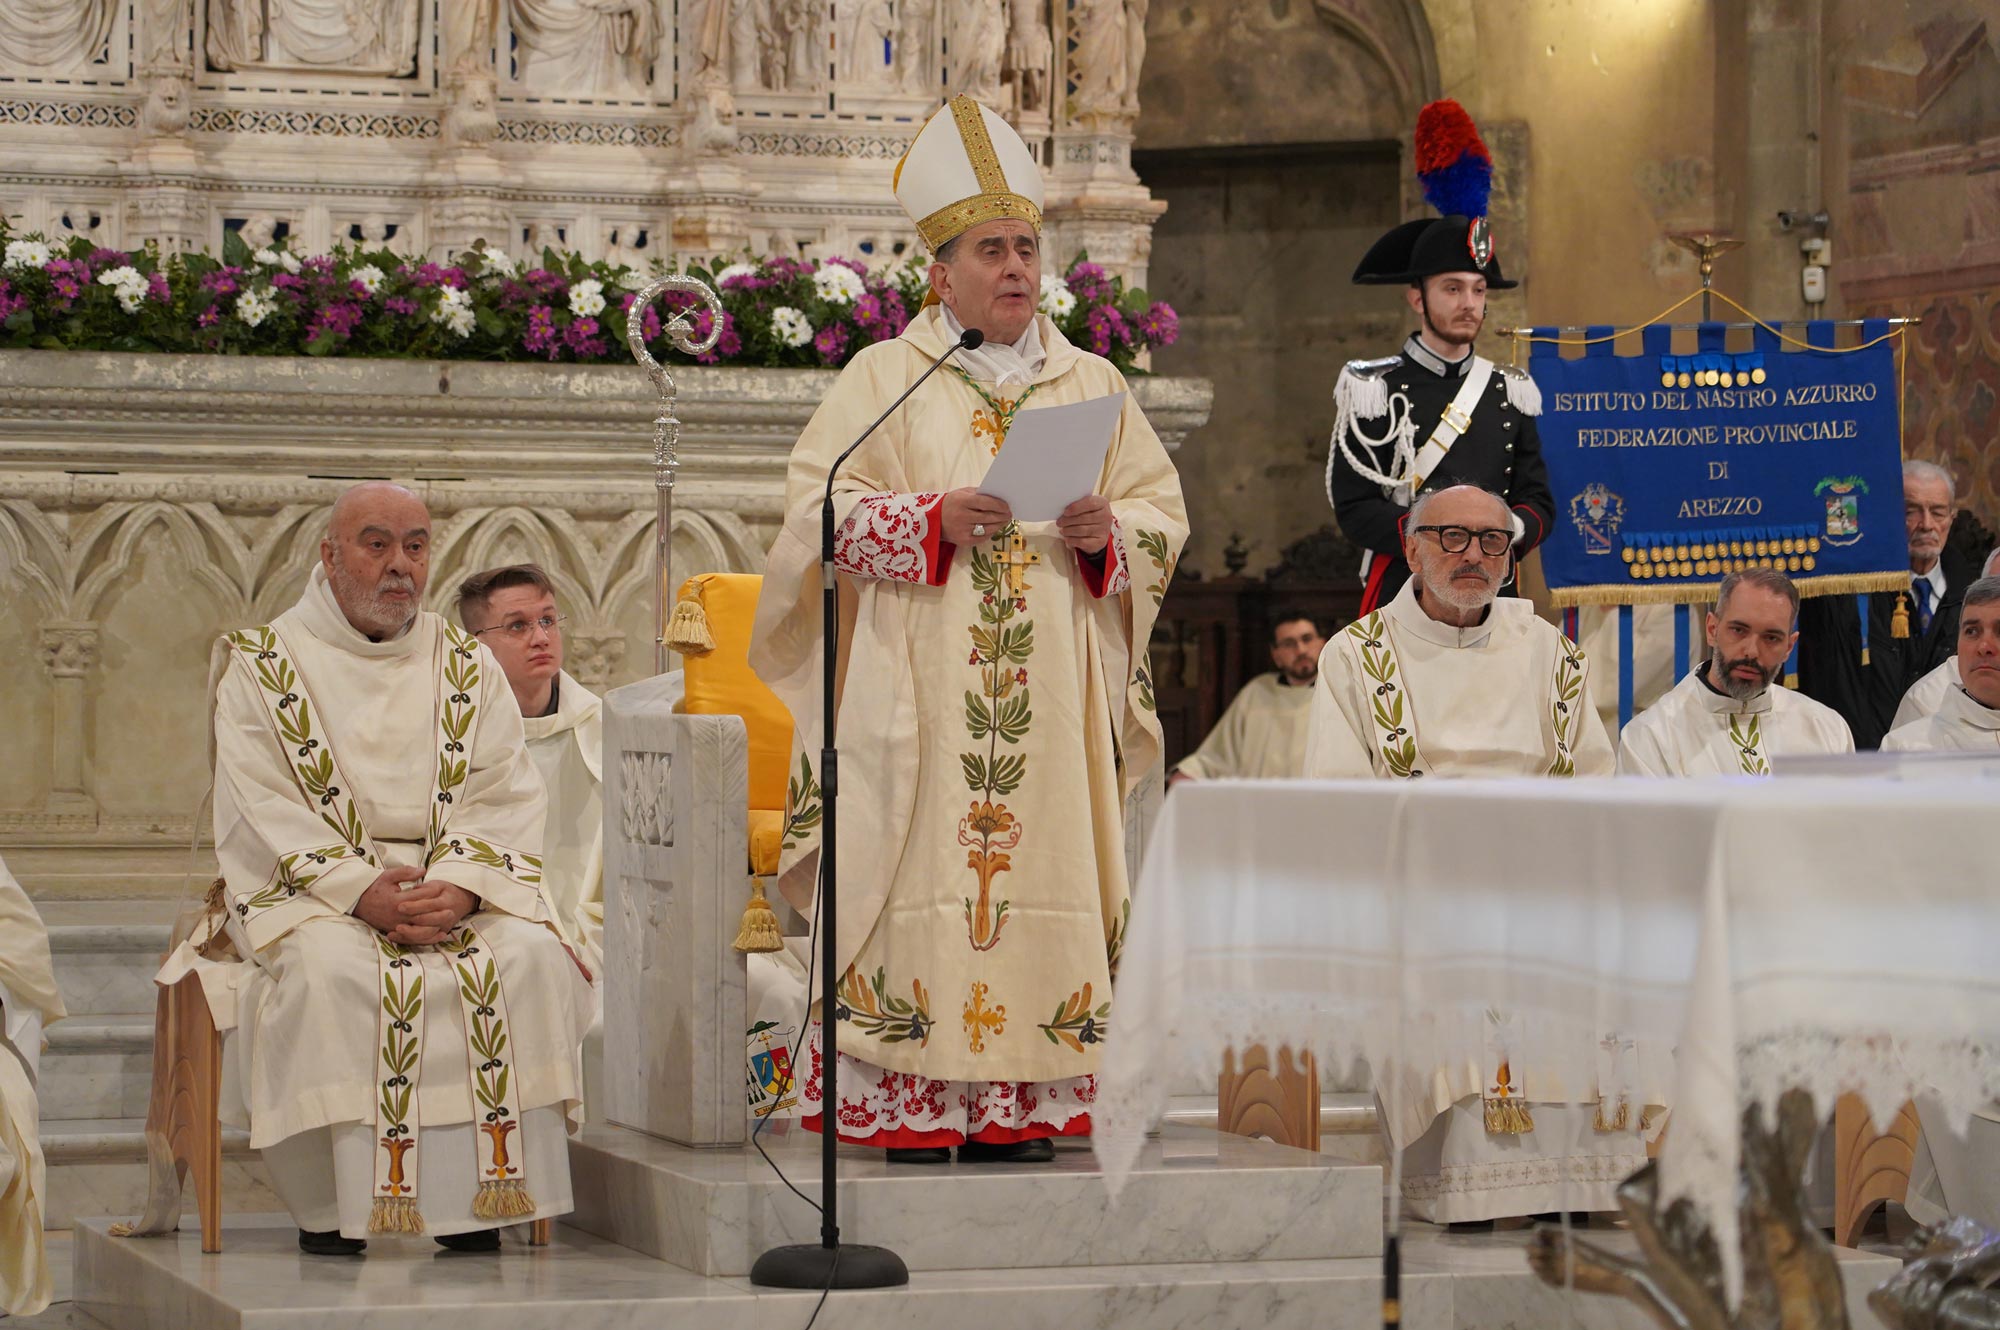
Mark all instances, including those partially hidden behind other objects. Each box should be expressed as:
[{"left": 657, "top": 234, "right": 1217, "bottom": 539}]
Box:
[{"left": 65, "top": 1213, "right": 1904, "bottom": 1330}]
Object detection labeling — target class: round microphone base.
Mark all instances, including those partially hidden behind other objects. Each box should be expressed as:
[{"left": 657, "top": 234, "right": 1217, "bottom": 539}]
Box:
[{"left": 749, "top": 1242, "right": 911, "bottom": 1290}]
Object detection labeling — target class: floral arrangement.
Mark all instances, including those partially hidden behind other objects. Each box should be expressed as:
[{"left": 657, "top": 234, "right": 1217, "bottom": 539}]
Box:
[{"left": 0, "top": 219, "right": 1177, "bottom": 374}]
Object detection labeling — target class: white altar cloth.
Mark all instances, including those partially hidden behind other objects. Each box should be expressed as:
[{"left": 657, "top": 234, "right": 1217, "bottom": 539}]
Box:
[{"left": 1096, "top": 774, "right": 2000, "bottom": 1300}]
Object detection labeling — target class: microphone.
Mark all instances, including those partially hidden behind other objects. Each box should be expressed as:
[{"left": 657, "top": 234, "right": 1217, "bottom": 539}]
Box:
[{"left": 820, "top": 326, "right": 984, "bottom": 523}]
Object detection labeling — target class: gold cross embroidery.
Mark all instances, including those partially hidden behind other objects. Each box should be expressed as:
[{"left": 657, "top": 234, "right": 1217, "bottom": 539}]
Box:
[
  {"left": 963, "top": 981, "right": 1007, "bottom": 1054},
  {"left": 995, "top": 532, "right": 1041, "bottom": 595}
]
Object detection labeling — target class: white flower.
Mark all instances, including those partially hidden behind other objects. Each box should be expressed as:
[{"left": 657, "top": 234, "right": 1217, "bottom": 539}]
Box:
[
  {"left": 96, "top": 265, "right": 149, "bottom": 313},
  {"left": 1038, "top": 275, "right": 1076, "bottom": 319},
  {"left": 771, "top": 305, "right": 813, "bottom": 348},
  {"left": 479, "top": 249, "right": 517, "bottom": 280},
  {"left": 568, "top": 277, "right": 606, "bottom": 318},
  {"left": 812, "top": 263, "right": 865, "bottom": 306},
  {"left": 3, "top": 239, "right": 51, "bottom": 271},
  {"left": 252, "top": 247, "right": 279, "bottom": 267},
  {"left": 350, "top": 264, "right": 386, "bottom": 295},
  {"left": 713, "top": 262, "right": 759, "bottom": 286},
  {"left": 432, "top": 285, "right": 474, "bottom": 337},
  {"left": 277, "top": 249, "right": 301, "bottom": 274},
  {"left": 616, "top": 268, "right": 650, "bottom": 291},
  {"left": 235, "top": 288, "right": 276, "bottom": 328}
]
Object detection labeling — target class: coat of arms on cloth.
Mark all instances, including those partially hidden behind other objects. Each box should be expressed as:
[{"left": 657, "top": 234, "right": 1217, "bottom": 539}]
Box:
[
  {"left": 1568, "top": 483, "right": 1626, "bottom": 555},
  {"left": 1815, "top": 475, "right": 1867, "bottom": 546},
  {"left": 746, "top": 1020, "right": 799, "bottom": 1118}
]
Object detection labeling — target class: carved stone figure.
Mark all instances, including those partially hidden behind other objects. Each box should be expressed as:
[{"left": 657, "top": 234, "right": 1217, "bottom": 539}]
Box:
[
  {"left": 508, "top": 0, "right": 660, "bottom": 99},
  {"left": 1002, "top": 0, "right": 1050, "bottom": 113},
  {"left": 1121, "top": 0, "right": 1146, "bottom": 111},
  {"left": 949, "top": 0, "right": 1004, "bottom": 103},
  {"left": 205, "top": 0, "right": 421, "bottom": 76},
  {"left": 895, "top": 0, "right": 936, "bottom": 92},
  {"left": 1068, "top": 0, "right": 1126, "bottom": 115},
  {"left": 0, "top": 0, "right": 115, "bottom": 77},
  {"left": 781, "top": 0, "right": 824, "bottom": 93},
  {"left": 727, "top": 0, "right": 762, "bottom": 88},
  {"left": 138, "top": 0, "right": 195, "bottom": 135},
  {"left": 840, "top": 0, "right": 894, "bottom": 86}
]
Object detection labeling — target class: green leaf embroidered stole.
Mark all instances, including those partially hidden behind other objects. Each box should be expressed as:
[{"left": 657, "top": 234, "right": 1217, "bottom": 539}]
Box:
[{"left": 224, "top": 620, "right": 542, "bottom": 1233}]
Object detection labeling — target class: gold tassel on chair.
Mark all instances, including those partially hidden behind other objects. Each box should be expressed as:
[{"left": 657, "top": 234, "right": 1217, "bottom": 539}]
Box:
[
  {"left": 665, "top": 577, "right": 717, "bottom": 657},
  {"left": 1890, "top": 591, "right": 1910, "bottom": 640},
  {"left": 733, "top": 878, "right": 784, "bottom": 954}
]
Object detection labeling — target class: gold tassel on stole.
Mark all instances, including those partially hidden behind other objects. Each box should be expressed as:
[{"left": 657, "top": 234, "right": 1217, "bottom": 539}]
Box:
[
  {"left": 733, "top": 877, "right": 784, "bottom": 953},
  {"left": 472, "top": 1178, "right": 536, "bottom": 1221},
  {"left": 1593, "top": 1098, "right": 1631, "bottom": 1133},
  {"left": 368, "top": 1195, "right": 426, "bottom": 1235},
  {"left": 665, "top": 582, "right": 717, "bottom": 656}
]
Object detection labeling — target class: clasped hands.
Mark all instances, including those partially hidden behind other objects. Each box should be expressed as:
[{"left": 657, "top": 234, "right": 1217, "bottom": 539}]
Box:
[
  {"left": 354, "top": 866, "right": 478, "bottom": 946},
  {"left": 939, "top": 488, "right": 1112, "bottom": 556}
]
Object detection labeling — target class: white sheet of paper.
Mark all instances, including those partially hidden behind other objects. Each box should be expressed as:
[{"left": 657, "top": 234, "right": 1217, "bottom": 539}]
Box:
[{"left": 975, "top": 391, "right": 1125, "bottom": 522}]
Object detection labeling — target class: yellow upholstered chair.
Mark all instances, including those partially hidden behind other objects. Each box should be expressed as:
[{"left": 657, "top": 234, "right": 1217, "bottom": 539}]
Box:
[{"left": 671, "top": 573, "right": 796, "bottom": 911}]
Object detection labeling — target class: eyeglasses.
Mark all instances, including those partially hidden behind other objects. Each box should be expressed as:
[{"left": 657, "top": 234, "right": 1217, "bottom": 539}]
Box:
[
  {"left": 473, "top": 614, "right": 566, "bottom": 639},
  {"left": 1412, "top": 525, "right": 1513, "bottom": 557}
]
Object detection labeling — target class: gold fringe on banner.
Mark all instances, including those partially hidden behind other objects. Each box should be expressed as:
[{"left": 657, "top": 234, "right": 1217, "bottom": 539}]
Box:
[
  {"left": 368, "top": 1195, "right": 426, "bottom": 1235},
  {"left": 1550, "top": 569, "right": 1914, "bottom": 611}
]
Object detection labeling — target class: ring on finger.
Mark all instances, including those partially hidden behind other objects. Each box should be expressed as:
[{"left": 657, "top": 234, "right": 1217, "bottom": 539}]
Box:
[{"left": 972, "top": 522, "right": 986, "bottom": 537}]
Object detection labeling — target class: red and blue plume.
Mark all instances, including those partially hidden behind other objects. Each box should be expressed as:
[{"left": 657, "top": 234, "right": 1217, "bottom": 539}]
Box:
[{"left": 1414, "top": 99, "right": 1492, "bottom": 220}]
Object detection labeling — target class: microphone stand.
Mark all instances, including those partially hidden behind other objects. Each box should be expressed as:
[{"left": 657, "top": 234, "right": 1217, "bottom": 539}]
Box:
[{"left": 750, "top": 327, "right": 984, "bottom": 1292}]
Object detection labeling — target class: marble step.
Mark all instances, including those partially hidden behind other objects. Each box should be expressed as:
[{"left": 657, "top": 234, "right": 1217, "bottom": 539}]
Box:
[
  {"left": 566, "top": 1120, "right": 1382, "bottom": 1278},
  {"left": 40, "top": 1118, "right": 282, "bottom": 1232},
  {"left": 42, "top": 902, "right": 177, "bottom": 1018},
  {"left": 39, "top": 1015, "right": 157, "bottom": 1121},
  {"left": 68, "top": 1214, "right": 1902, "bottom": 1330}
]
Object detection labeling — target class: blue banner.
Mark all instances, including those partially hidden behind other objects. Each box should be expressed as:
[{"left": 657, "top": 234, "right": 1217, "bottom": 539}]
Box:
[{"left": 1525, "top": 320, "right": 1909, "bottom": 607}]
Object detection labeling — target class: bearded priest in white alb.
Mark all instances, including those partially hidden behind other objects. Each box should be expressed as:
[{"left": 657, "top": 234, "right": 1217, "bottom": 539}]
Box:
[
  {"left": 0, "top": 853, "right": 64, "bottom": 1316},
  {"left": 1305, "top": 485, "right": 1643, "bottom": 1224},
  {"left": 174, "top": 483, "right": 592, "bottom": 1255},
  {"left": 750, "top": 97, "right": 1187, "bottom": 1163},
  {"left": 1618, "top": 569, "right": 1853, "bottom": 777},
  {"left": 1305, "top": 485, "right": 1614, "bottom": 782}
]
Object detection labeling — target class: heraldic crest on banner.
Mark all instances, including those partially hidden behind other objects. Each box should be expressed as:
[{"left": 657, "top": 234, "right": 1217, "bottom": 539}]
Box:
[{"left": 1569, "top": 484, "right": 1627, "bottom": 556}]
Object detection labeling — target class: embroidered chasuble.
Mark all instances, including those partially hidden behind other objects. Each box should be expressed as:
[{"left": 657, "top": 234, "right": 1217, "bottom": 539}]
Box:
[
  {"left": 522, "top": 670, "right": 606, "bottom": 975},
  {"left": 1891, "top": 658, "right": 1960, "bottom": 734},
  {"left": 1617, "top": 664, "right": 1854, "bottom": 777},
  {"left": 1304, "top": 578, "right": 1615, "bottom": 780},
  {"left": 183, "top": 566, "right": 591, "bottom": 1238},
  {"left": 1883, "top": 680, "right": 2000, "bottom": 752},
  {"left": 750, "top": 304, "right": 1186, "bottom": 1144},
  {"left": 1172, "top": 673, "right": 1314, "bottom": 780},
  {"left": 0, "top": 855, "right": 64, "bottom": 1316}
]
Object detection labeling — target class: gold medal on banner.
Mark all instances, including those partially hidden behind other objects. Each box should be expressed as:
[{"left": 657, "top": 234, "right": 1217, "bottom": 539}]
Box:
[
  {"left": 1751, "top": 367, "right": 1767, "bottom": 384},
  {"left": 1802, "top": 555, "right": 1816, "bottom": 570},
  {"left": 1661, "top": 372, "right": 1676, "bottom": 388}
]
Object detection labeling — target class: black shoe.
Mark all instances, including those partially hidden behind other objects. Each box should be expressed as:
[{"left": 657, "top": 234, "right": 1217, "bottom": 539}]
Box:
[
  {"left": 1444, "top": 1219, "right": 1496, "bottom": 1234},
  {"left": 434, "top": 1228, "right": 502, "bottom": 1253},
  {"left": 1531, "top": 1211, "right": 1593, "bottom": 1226},
  {"left": 957, "top": 1138, "right": 1055, "bottom": 1164},
  {"left": 298, "top": 1228, "right": 366, "bottom": 1256},
  {"left": 885, "top": 1146, "right": 952, "bottom": 1164}
]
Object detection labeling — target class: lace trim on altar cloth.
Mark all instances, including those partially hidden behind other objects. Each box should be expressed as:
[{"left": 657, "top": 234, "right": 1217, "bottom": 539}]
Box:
[
  {"left": 1401, "top": 1151, "right": 1649, "bottom": 1201},
  {"left": 799, "top": 1028, "right": 1095, "bottom": 1146},
  {"left": 834, "top": 491, "right": 946, "bottom": 585}
]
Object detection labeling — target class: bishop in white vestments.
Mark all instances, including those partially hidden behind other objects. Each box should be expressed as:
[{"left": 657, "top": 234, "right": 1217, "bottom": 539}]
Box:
[
  {"left": 187, "top": 483, "right": 591, "bottom": 1255},
  {"left": 1617, "top": 569, "right": 1853, "bottom": 777},
  {"left": 1305, "top": 485, "right": 1642, "bottom": 1224},
  {"left": 750, "top": 97, "right": 1187, "bottom": 1163},
  {"left": 0, "top": 854, "right": 64, "bottom": 1316}
]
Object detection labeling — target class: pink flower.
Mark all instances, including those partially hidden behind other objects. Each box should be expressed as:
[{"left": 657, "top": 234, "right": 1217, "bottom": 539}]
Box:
[
  {"left": 1137, "top": 301, "right": 1179, "bottom": 348},
  {"left": 524, "top": 269, "right": 567, "bottom": 297},
  {"left": 201, "top": 268, "right": 243, "bottom": 296},
  {"left": 196, "top": 304, "right": 220, "bottom": 328},
  {"left": 306, "top": 301, "right": 365, "bottom": 344},
  {"left": 406, "top": 263, "right": 465, "bottom": 289},
  {"left": 1014, "top": 668, "right": 1028, "bottom": 685},
  {"left": 1084, "top": 305, "right": 1130, "bottom": 357},
  {"left": 968, "top": 650, "right": 982, "bottom": 664},
  {"left": 619, "top": 291, "right": 664, "bottom": 343},
  {"left": 695, "top": 314, "right": 740, "bottom": 365},
  {"left": 1066, "top": 260, "right": 1112, "bottom": 304},
  {"left": 813, "top": 322, "right": 849, "bottom": 365},
  {"left": 271, "top": 272, "right": 307, "bottom": 295},
  {"left": 523, "top": 305, "right": 560, "bottom": 358},
  {"left": 87, "top": 248, "right": 129, "bottom": 269},
  {"left": 384, "top": 296, "right": 418, "bottom": 316},
  {"left": 0, "top": 280, "right": 24, "bottom": 322},
  {"left": 563, "top": 315, "right": 607, "bottom": 358},
  {"left": 146, "top": 272, "right": 171, "bottom": 304},
  {"left": 826, "top": 255, "right": 869, "bottom": 277}
]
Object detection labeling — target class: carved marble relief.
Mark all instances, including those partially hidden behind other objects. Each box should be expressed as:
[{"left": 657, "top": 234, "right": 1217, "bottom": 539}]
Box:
[
  {"left": 205, "top": 0, "right": 421, "bottom": 76},
  {"left": 507, "top": 0, "right": 659, "bottom": 98},
  {"left": 948, "top": 0, "right": 1004, "bottom": 104},
  {"left": 0, "top": 0, "right": 116, "bottom": 78}
]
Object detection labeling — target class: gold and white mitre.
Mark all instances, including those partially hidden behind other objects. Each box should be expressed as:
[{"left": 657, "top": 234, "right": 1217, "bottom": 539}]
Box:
[{"left": 894, "top": 96, "right": 1044, "bottom": 250}]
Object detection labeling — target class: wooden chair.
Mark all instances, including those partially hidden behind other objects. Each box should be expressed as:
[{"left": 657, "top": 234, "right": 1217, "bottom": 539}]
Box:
[
  {"left": 134, "top": 964, "right": 553, "bottom": 1251},
  {"left": 1833, "top": 1093, "right": 1918, "bottom": 1247}
]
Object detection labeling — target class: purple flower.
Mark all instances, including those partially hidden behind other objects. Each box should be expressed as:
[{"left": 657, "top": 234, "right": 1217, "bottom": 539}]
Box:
[
  {"left": 1085, "top": 305, "right": 1130, "bottom": 357},
  {"left": 1066, "top": 260, "right": 1112, "bottom": 305},
  {"left": 619, "top": 292, "right": 663, "bottom": 343},
  {"left": 696, "top": 314, "right": 741, "bottom": 365},
  {"left": 302, "top": 255, "right": 335, "bottom": 276},
  {"left": 826, "top": 256, "right": 869, "bottom": 277},
  {"left": 271, "top": 272, "right": 307, "bottom": 295},
  {"left": 306, "top": 301, "right": 365, "bottom": 344},
  {"left": 201, "top": 268, "right": 243, "bottom": 297},
  {"left": 1137, "top": 301, "right": 1179, "bottom": 348},
  {"left": 562, "top": 316, "right": 608, "bottom": 358},
  {"left": 523, "top": 305, "right": 560, "bottom": 359},
  {"left": 406, "top": 263, "right": 465, "bottom": 289},
  {"left": 524, "top": 268, "right": 567, "bottom": 297},
  {"left": 813, "top": 323, "right": 849, "bottom": 365},
  {"left": 0, "top": 280, "right": 23, "bottom": 322},
  {"left": 146, "top": 272, "right": 171, "bottom": 304},
  {"left": 197, "top": 304, "right": 221, "bottom": 328},
  {"left": 719, "top": 269, "right": 768, "bottom": 292},
  {"left": 385, "top": 296, "right": 418, "bottom": 316},
  {"left": 88, "top": 248, "right": 129, "bottom": 269}
]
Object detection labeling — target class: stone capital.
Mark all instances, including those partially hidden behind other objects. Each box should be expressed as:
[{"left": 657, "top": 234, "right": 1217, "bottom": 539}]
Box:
[{"left": 38, "top": 622, "right": 101, "bottom": 679}]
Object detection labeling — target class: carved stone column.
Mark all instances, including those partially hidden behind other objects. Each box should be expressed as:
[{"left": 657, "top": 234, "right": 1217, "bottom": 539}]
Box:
[
  {"left": 38, "top": 622, "right": 100, "bottom": 817},
  {"left": 432, "top": 0, "right": 512, "bottom": 259},
  {"left": 1043, "top": 0, "right": 1163, "bottom": 289},
  {"left": 124, "top": 0, "right": 207, "bottom": 253}
]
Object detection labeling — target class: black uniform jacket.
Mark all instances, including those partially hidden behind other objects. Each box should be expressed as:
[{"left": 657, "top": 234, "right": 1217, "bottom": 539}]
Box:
[{"left": 1330, "top": 334, "right": 1556, "bottom": 611}]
